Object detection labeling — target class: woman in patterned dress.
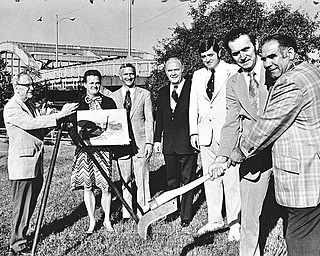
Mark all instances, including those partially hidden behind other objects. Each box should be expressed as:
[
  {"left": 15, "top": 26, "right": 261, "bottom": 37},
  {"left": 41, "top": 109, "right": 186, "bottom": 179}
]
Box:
[{"left": 70, "top": 69, "right": 116, "bottom": 233}]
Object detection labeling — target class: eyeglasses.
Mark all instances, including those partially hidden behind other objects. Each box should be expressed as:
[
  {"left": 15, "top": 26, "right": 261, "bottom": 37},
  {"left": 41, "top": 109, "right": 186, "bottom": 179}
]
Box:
[{"left": 17, "top": 82, "right": 34, "bottom": 88}]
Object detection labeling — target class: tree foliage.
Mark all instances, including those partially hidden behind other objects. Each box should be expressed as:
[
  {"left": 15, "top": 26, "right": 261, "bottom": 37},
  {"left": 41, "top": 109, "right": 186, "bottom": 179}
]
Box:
[
  {"left": 148, "top": 0, "right": 320, "bottom": 101},
  {"left": 0, "top": 58, "right": 12, "bottom": 109}
]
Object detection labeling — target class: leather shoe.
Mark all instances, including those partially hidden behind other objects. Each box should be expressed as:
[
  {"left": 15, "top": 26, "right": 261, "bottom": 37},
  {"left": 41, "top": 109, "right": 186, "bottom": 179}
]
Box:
[
  {"left": 181, "top": 220, "right": 191, "bottom": 227},
  {"left": 164, "top": 212, "right": 179, "bottom": 223}
]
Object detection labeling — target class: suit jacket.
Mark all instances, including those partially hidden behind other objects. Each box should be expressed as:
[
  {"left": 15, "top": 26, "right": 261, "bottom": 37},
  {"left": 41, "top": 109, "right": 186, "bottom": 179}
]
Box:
[
  {"left": 154, "top": 79, "right": 195, "bottom": 155},
  {"left": 189, "top": 61, "right": 238, "bottom": 145},
  {"left": 218, "top": 59, "right": 272, "bottom": 180},
  {"left": 111, "top": 86, "right": 154, "bottom": 158},
  {"left": 241, "top": 62, "right": 320, "bottom": 207},
  {"left": 4, "top": 95, "right": 57, "bottom": 180}
]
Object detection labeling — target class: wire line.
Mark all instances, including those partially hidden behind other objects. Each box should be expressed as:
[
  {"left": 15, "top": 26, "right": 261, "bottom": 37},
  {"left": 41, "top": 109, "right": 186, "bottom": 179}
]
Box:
[{"left": 131, "top": 3, "right": 185, "bottom": 29}]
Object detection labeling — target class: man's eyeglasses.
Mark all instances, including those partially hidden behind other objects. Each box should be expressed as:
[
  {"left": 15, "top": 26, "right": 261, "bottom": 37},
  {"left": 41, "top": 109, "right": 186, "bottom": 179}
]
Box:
[{"left": 17, "top": 82, "right": 34, "bottom": 88}]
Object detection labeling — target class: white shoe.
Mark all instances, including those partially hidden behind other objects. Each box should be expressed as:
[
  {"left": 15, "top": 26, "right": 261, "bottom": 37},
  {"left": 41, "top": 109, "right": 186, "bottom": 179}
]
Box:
[
  {"left": 197, "top": 222, "right": 224, "bottom": 235},
  {"left": 228, "top": 223, "right": 240, "bottom": 241}
]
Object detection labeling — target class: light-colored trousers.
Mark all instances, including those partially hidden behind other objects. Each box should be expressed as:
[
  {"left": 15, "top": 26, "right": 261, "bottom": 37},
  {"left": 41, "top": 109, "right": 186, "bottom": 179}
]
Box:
[
  {"left": 200, "top": 141, "right": 241, "bottom": 225},
  {"left": 116, "top": 154, "right": 150, "bottom": 218},
  {"left": 240, "top": 169, "right": 271, "bottom": 256}
]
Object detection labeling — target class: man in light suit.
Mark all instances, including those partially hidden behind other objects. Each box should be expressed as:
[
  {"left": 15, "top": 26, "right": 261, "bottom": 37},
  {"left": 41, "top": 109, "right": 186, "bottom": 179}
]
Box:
[
  {"left": 213, "top": 28, "right": 273, "bottom": 256},
  {"left": 220, "top": 34, "right": 320, "bottom": 256},
  {"left": 154, "top": 57, "right": 198, "bottom": 227},
  {"left": 5, "top": 73, "right": 78, "bottom": 256},
  {"left": 189, "top": 37, "right": 241, "bottom": 240},
  {"left": 111, "top": 63, "right": 153, "bottom": 220}
]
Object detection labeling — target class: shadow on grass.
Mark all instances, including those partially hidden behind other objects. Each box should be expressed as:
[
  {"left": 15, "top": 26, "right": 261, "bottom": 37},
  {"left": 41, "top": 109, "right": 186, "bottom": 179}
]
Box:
[{"left": 180, "top": 228, "right": 229, "bottom": 256}]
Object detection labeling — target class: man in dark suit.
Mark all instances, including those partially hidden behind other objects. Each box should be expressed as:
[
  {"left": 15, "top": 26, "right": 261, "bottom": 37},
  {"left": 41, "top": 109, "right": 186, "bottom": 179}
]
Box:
[
  {"left": 213, "top": 28, "right": 273, "bottom": 256},
  {"left": 154, "top": 57, "right": 198, "bottom": 227},
  {"left": 4, "top": 73, "right": 78, "bottom": 255}
]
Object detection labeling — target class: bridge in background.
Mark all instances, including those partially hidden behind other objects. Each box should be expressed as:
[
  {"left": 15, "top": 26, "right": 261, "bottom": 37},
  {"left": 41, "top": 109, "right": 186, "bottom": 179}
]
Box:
[{"left": 0, "top": 41, "right": 156, "bottom": 90}]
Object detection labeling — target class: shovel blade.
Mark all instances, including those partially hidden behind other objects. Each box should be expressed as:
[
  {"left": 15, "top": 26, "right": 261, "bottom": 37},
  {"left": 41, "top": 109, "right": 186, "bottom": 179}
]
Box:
[{"left": 137, "top": 198, "right": 178, "bottom": 239}]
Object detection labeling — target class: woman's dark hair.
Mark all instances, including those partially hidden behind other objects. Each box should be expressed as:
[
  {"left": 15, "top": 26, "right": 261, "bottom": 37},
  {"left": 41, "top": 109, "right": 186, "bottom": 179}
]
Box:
[{"left": 83, "top": 69, "right": 102, "bottom": 83}]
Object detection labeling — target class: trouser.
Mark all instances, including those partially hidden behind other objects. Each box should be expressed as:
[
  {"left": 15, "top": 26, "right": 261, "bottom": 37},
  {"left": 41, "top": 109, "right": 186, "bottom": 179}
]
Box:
[
  {"left": 164, "top": 153, "right": 197, "bottom": 221},
  {"left": 10, "top": 174, "right": 43, "bottom": 252},
  {"left": 285, "top": 203, "right": 320, "bottom": 256},
  {"left": 240, "top": 169, "right": 271, "bottom": 256},
  {"left": 117, "top": 154, "right": 150, "bottom": 218},
  {"left": 200, "top": 142, "right": 241, "bottom": 225}
]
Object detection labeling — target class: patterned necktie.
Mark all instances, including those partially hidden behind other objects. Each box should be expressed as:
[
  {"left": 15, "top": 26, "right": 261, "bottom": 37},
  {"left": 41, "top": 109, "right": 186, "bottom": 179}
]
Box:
[
  {"left": 172, "top": 85, "right": 178, "bottom": 102},
  {"left": 85, "top": 95, "right": 102, "bottom": 110},
  {"left": 123, "top": 90, "right": 132, "bottom": 113},
  {"left": 248, "top": 71, "right": 259, "bottom": 111},
  {"left": 206, "top": 70, "right": 215, "bottom": 100}
]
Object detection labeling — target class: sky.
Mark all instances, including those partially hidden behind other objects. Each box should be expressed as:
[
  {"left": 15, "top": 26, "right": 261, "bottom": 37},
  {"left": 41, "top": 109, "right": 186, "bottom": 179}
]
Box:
[{"left": 0, "top": 0, "right": 318, "bottom": 55}]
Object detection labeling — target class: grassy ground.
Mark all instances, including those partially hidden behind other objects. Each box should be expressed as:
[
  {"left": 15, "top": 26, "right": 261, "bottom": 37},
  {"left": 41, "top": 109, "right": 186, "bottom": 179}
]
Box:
[{"left": 0, "top": 144, "right": 287, "bottom": 256}]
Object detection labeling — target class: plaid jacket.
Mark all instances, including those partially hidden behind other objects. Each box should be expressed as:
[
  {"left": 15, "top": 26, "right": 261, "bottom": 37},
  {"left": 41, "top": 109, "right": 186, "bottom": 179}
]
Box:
[{"left": 241, "top": 62, "right": 320, "bottom": 207}]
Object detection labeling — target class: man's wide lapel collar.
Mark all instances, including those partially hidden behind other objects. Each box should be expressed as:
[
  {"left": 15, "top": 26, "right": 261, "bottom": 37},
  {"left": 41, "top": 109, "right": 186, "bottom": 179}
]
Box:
[
  {"left": 234, "top": 72, "right": 258, "bottom": 121},
  {"left": 130, "top": 87, "right": 142, "bottom": 118},
  {"left": 13, "top": 95, "right": 34, "bottom": 117},
  {"left": 174, "top": 80, "right": 189, "bottom": 113}
]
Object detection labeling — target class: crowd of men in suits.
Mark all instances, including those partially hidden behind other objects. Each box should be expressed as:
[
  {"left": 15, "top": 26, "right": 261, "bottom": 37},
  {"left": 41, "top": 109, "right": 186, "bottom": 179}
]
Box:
[{"left": 5, "top": 27, "right": 320, "bottom": 256}]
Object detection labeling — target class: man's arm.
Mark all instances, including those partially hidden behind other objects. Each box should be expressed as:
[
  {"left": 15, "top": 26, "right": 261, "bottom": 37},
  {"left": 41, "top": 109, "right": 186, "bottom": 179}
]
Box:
[
  {"left": 240, "top": 77, "right": 304, "bottom": 157},
  {"left": 154, "top": 92, "right": 163, "bottom": 153},
  {"left": 4, "top": 102, "right": 78, "bottom": 130},
  {"left": 144, "top": 91, "right": 154, "bottom": 158},
  {"left": 189, "top": 72, "right": 200, "bottom": 151},
  {"left": 217, "top": 80, "right": 241, "bottom": 157}
]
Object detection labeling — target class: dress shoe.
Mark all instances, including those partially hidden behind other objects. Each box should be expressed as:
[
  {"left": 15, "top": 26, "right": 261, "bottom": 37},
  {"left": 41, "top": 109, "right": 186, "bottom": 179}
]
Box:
[
  {"left": 228, "top": 223, "right": 240, "bottom": 242},
  {"left": 197, "top": 222, "right": 225, "bottom": 235},
  {"left": 103, "top": 220, "right": 115, "bottom": 232},
  {"left": 86, "top": 221, "right": 96, "bottom": 235},
  {"left": 181, "top": 220, "right": 191, "bottom": 227}
]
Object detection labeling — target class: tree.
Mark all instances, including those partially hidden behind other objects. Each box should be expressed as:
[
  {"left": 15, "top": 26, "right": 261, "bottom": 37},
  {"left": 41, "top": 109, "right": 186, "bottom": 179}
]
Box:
[
  {"left": 0, "top": 58, "right": 12, "bottom": 109},
  {"left": 148, "top": 0, "right": 320, "bottom": 101}
]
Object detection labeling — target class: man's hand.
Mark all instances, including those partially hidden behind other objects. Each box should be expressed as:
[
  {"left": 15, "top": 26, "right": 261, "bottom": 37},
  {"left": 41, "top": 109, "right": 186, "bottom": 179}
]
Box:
[
  {"left": 229, "top": 146, "right": 246, "bottom": 164},
  {"left": 154, "top": 142, "right": 162, "bottom": 153},
  {"left": 56, "top": 103, "right": 79, "bottom": 120},
  {"left": 190, "top": 134, "right": 200, "bottom": 151},
  {"left": 208, "top": 159, "right": 228, "bottom": 180},
  {"left": 145, "top": 144, "right": 153, "bottom": 159}
]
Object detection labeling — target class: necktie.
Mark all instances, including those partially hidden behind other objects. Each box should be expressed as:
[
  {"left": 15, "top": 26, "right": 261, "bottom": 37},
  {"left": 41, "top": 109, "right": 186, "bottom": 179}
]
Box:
[
  {"left": 123, "top": 90, "right": 132, "bottom": 113},
  {"left": 248, "top": 71, "right": 259, "bottom": 111},
  {"left": 206, "top": 70, "right": 215, "bottom": 100},
  {"left": 25, "top": 100, "right": 36, "bottom": 117},
  {"left": 172, "top": 85, "right": 178, "bottom": 102},
  {"left": 85, "top": 95, "right": 102, "bottom": 110}
]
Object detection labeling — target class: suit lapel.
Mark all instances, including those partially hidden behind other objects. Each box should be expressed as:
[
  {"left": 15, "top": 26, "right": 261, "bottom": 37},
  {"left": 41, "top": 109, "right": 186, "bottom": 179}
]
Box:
[
  {"left": 174, "top": 80, "right": 189, "bottom": 113},
  {"left": 211, "top": 63, "right": 233, "bottom": 102},
  {"left": 130, "top": 87, "right": 142, "bottom": 118},
  {"left": 14, "top": 96, "right": 34, "bottom": 117},
  {"left": 233, "top": 72, "right": 259, "bottom": 121}
]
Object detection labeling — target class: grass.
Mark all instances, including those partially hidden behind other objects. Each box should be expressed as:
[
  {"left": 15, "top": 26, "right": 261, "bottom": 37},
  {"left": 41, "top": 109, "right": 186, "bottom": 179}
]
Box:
[{"left": 0, "top": 143, "right": 287, "bottom": 256}]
